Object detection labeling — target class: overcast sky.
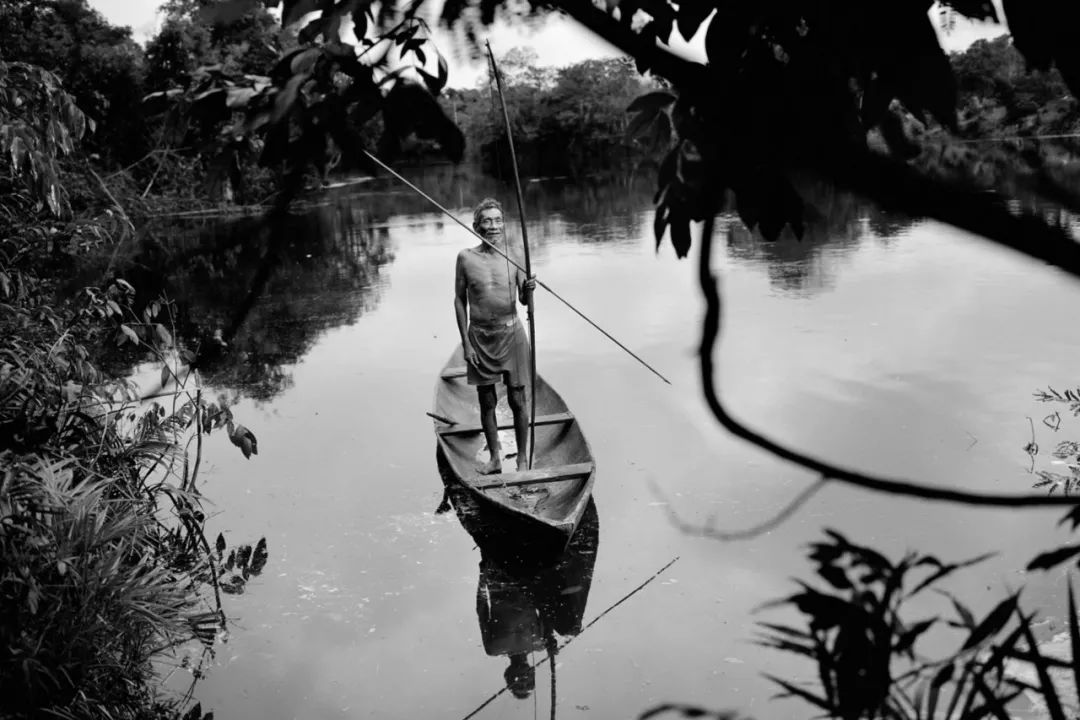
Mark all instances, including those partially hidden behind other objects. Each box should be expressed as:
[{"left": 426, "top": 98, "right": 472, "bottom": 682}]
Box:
[{"left": 87, "top": 0, "right": 1009, "bottom": 88}]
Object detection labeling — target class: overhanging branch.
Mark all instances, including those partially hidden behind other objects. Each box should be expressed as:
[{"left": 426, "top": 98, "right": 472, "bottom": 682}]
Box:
[
  {"left": 550, "top": 0, "right": 1080, "bottom": 282},
  {"left": 697, "top": 211, "right": 1080, "bottom": 509}
]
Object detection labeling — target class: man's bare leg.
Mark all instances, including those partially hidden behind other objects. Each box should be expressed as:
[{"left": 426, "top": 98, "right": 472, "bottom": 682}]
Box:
[
  {"left": 508, "top": 385, "right": 530, "bottom": 472},
  {"left": 477, "top": 384, "right": 502, "bottom": 474}
]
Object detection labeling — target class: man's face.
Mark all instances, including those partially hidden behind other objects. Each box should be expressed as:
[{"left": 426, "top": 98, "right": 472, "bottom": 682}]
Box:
[{"left": 476, "top": 208, "right": 504, "bottom": 243}]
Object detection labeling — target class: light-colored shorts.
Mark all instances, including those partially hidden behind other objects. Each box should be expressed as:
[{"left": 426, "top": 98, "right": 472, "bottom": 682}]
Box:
[{"left": 466, "top": 316, "right": 531, "bottom": 388}]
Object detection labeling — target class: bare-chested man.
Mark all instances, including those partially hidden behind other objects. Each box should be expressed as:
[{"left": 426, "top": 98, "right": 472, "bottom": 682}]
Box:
[{"left": 455, "top": 198, "right": 536, "bottom": 474}]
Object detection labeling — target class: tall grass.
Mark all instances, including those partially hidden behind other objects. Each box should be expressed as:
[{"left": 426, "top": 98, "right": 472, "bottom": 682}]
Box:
[{"left": 0, "top": 284, "right": 255, "bottom": 719}]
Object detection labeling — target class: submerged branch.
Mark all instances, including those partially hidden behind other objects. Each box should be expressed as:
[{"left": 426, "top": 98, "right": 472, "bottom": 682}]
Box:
[{"left": 652, "top": 475, "right": 829, "bottom": 541}]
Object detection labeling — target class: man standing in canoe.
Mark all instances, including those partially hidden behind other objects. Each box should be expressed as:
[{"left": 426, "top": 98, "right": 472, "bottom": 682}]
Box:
[{"left": 455, "top": 198, "right": 536, "bottom": 474}]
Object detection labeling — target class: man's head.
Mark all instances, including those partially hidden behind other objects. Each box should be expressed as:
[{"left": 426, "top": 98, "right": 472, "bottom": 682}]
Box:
[
  {"left": 473, "top": 197, "right": 505, "bottom": 243},
  {"left": 504, "top": 654, "right": 535, "bottom": 699}
]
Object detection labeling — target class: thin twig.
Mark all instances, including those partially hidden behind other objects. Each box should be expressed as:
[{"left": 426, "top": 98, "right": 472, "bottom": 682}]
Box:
[
  {"left": 653, "top": 476, "right": 829, "bottom": 541},
  {"left": 188, "top": 387, "right": 203, "bottom": 494}
]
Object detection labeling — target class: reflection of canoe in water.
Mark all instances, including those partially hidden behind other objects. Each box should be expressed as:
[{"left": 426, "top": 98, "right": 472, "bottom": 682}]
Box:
[
  {"left": 474, "top": 501, "right": 599, "bottom": 700},
  {"left": 432, "top": 344, "right": 596, "bottom": 554}
]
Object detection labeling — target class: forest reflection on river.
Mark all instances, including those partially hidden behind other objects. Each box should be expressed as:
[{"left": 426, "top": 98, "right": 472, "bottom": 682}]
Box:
[{"left": 102, "top": 163, "right": 1080, "bottom": 718}]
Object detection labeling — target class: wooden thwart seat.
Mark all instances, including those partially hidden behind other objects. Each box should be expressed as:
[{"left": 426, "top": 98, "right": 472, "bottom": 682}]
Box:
[
  {"left": 436, "top": 412, "right": 574, "bottom": 436},
  {"left": 474, "top": 462, "right": 594, "bottom": 490}
]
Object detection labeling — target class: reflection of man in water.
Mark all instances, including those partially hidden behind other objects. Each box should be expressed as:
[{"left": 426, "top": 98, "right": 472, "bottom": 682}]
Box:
[
  {"left": 476, "top": 557, "right": 588, "bottom": 700},
  {"left": 474, "top": 501, "right": 597, "bottom": 701},
  {"left": 454, "top": 198, "right": 535, "bottom": 474},
  {"left": 504, "top": 653, "right": 536, "bottom": 699}
]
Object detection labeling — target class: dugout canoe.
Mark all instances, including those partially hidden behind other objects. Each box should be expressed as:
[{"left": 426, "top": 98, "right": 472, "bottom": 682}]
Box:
[{"left": 432, "top": 344, "right": 596, "bottom": 554}]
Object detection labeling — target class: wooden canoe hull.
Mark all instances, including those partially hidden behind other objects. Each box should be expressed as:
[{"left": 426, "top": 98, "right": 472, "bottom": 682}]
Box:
[{"left": 432, "top": 344, "right": 596, "bottom": 554}]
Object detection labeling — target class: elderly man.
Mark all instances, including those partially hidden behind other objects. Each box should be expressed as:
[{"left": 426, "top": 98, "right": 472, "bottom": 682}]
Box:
[{"left": 455, "top": 198, "right": 536, "bottom": 474}]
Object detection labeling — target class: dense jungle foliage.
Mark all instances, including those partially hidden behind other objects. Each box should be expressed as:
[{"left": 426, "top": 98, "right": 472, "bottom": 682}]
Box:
[{"left": 3, "top": 0, "right": 1080, "bottom": 717}]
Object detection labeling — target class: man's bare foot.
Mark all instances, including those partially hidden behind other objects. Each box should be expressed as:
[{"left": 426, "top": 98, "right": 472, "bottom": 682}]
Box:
[
  {"left": 516, "top": 457, "right": 529, "bottom": 472},
  {"left": 478, "top": 452, "right": 502, "bottom": 475}
]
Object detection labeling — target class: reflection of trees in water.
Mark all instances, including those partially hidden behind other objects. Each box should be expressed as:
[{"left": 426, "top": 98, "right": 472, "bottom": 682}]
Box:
[
  {"left": 327, "top": 162, "right": 656, "bottom": 247},
  {"left": 112, "top": 195, "right": 394, "bottom": 400},
  {"left": 722, "top": 179, "right": 918, "bottom": 296}
]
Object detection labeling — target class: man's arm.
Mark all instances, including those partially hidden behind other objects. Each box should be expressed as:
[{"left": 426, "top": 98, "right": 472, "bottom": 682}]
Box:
[
  {"left": 517, "top": 266, "right": 535, "bottom": 306},
  {"left": 455, "top": 252, "right": 475, "bottom": 363}
]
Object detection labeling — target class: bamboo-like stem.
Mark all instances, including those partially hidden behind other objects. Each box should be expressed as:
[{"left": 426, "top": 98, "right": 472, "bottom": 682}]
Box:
[{"left": 486, "top": 41, "right": 537, "bottom": 470}]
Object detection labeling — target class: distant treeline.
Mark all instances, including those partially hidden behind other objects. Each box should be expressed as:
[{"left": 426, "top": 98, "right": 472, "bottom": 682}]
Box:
[
  {"left": 951, "top": 34, "right": 1079, "bottom": 138},
  {"left": 439, "top": 49, "right": 667, "bottom": 177}
]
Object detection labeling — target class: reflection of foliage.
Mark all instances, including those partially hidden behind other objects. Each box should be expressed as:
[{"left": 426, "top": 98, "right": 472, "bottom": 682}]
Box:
[
  {"left": 1027, "top": 386, "right": 1080, "bottom": 495},
  {"left": 88, "top": 195, "right": 394, "bottom": 401},
  {"left": 213, "top": 535, "right": 269, "bottom": 595},
  {"left": 721, "top": 180, "right": 917, "bottom": 295}
]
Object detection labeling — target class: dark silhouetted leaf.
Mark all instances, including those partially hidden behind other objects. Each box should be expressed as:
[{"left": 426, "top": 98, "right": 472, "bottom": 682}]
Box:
[
  {"left": 297, "top": 15, "right": 328, "bottom": 44},
  {"left": 229, "top": 423, "right": 258, "bottom": 459},
  {"left": 250, "top": 537, "right": 268, "bottom": 575},
  {"left": 939, "top": 590, "right": 977, "bottom": 629},
  {"left": 758, "top": 622, "right": 811, "bottom": 641},
  {"left": 926, "top": 662, "right": 953, "bottom": 719},
  {"left": 789, "top": 586, "right": 852, "bottom": 631},
  {"left": 894, "top": 618, "right": 935, "bottom": 655},
  {"left": 670, "top": 215, "right": 691, "bottom": 258},
  {"left": 282, "top": 0, "right": 321, "bottom": 27},
  {"left": 962, "top": 595, "right": 1017, "bottom": 651},
  {"left": 271, "top": 73, "right": 307, "bottom": 123},
  {"left": 757, "top": 637, "right": 815, "bottom": 656},
  {"left": 766, "top": 675, "right": 834, "bottom": 713},
  {"left": 627, "top": 91, "right": 677, "bottom": 116},
  {"left": 969, "top": 672, "right": 1021, "bottom": 720},
  {"left": 352, "top": 4, "right": 369, "bottom": 40},
  {"left": 1027, "top": 544, "right": 1080, "bottom": 571},
  {"left": 653, "top": 204, "right": 669, "bottom": 249},
  {"left": 198, "top": 0, "right": 259, "bottom": 23},
  {"left": 1069, "top": 581, "right": 1080, "bottom": 717},
  {"left": 1016, "top": 606, "right": 1069, "bottom": 720},
  {"left": 215, "top": 533, "right": 226, "bottom": 557},
  {"left": 817, "top": 564, "right": 852, "bottom": 590},
  {"left": 908, "top": 551, "right": 995, "bottom": 596},
  {"left": 1058, "top": 505, "right": 1080, "bottom": 531}
]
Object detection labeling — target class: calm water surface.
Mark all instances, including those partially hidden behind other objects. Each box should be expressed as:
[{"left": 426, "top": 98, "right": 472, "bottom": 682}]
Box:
[{"left": 146, "top": 168, "right": 1080, "bottom": 719}]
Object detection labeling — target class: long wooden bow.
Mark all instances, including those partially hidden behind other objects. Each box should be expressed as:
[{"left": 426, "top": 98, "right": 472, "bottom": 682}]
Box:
[{"left": 486, "top": 42, "right": 537, "bottom": 470}]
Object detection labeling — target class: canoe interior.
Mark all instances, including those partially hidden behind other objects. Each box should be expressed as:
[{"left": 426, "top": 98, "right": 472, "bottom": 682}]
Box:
[
  {"left": 432, "top": 345, "right": 595, "bottom": 535},
  {"left": 438, "top": 444, "right": 601, "bottom": 566}
]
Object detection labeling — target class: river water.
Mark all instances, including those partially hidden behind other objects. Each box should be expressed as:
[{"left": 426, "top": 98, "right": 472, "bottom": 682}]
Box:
[{"left": 137, "top": 165, "right": 1080, "bottom": 719}]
